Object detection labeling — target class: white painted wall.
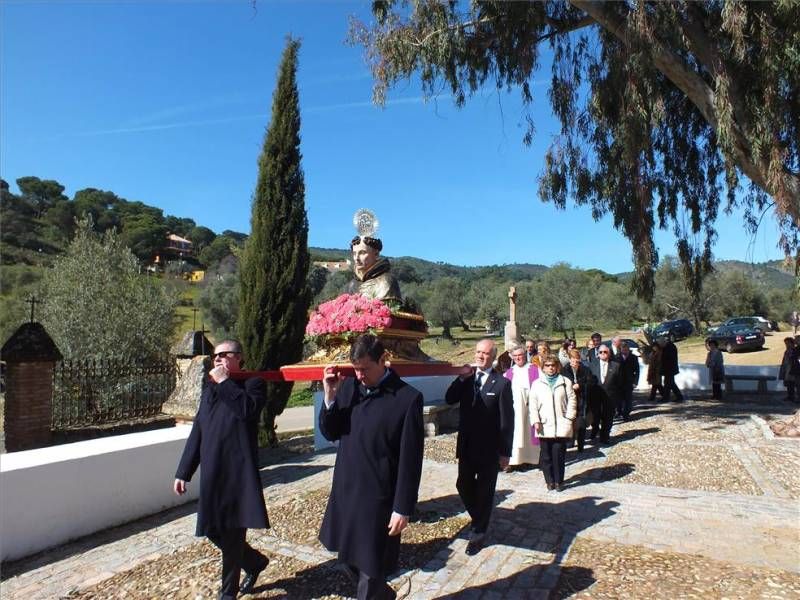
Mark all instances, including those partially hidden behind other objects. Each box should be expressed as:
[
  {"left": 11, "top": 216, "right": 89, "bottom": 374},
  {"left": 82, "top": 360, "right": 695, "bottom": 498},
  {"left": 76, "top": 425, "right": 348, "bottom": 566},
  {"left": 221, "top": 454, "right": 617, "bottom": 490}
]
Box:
[
  {"left": 673, "top": 362, "right": 782, "bottom": 391},
  {"left": 0, "top": 425, "right": 198, "bottom": 562}
]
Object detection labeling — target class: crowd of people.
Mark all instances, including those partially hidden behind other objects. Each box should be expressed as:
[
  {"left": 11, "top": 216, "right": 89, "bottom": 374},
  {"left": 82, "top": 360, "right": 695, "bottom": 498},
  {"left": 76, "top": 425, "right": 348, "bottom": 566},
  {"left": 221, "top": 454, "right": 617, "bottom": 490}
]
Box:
[{"left": 171, "top": 331, "right": 799, "bottom": 599}]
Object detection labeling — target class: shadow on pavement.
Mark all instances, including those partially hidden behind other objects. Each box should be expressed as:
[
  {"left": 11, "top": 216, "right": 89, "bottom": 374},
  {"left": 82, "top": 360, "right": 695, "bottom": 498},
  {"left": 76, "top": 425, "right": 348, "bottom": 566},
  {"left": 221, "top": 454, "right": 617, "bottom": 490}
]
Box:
[
  {"left": 562, "top": 463, "right": 635, "bottom": 489},
  {"left": 431, "top": 495, "right": 618, "bottom": 599},
  {"left": 259, "top": 463, "right": 329, "bottom": 490}
]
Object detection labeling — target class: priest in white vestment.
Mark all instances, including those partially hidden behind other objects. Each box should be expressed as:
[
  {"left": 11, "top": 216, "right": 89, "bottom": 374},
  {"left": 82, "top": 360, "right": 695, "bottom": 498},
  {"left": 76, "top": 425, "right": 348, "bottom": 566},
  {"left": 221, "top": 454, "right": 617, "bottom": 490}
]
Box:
[{"left": 503, "top": 344, "right": 540, "bottom": 469}]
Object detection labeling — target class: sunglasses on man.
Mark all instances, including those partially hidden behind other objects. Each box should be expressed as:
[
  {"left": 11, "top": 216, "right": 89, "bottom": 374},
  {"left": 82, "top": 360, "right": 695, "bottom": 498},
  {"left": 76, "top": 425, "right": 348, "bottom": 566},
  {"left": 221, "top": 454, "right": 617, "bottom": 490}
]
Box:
[{"left": 213, "top": 351, "right": 241, "bottom": 359}]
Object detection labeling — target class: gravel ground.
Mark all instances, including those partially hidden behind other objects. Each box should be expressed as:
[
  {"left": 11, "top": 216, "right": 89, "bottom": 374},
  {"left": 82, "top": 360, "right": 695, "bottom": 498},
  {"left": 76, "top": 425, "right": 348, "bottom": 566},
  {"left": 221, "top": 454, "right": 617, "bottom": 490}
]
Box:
[
  {"left": 65, "top": 540, "right": 356, "bottom": 600},
  {"left": 754, "top": 444, "right": 800, "bottom": 499},
  {"left": 258, "top": 434, "right": 316, "bottom": 466},
  {"left": 68, "top": 485, "right": 469, "bottom": 600},
  {"left": 602, "top": 442, "right": 762, "bottom": 494},
  {"left": 613, "top": 411, "right": 746, "bottom": 444},
  {"left": 423, "top": 432, "right": 458, "bottom": 464},
  {"left": 555, "top": 536, "right": 800, "bottom": 599}
]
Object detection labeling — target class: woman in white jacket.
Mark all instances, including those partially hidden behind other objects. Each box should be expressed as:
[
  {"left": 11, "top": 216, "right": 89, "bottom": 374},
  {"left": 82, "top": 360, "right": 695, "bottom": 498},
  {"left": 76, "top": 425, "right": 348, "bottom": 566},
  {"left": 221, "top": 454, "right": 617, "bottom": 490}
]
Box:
[{"left": 529, "top": 355, "right": 577, "bottom": 491}]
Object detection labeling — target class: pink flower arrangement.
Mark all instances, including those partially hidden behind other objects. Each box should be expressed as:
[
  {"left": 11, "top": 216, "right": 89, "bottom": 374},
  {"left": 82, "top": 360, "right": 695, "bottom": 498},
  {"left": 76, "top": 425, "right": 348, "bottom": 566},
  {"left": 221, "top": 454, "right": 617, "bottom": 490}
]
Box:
[{"left": 305, "top": 293, "right": 392, "bottom": 340}]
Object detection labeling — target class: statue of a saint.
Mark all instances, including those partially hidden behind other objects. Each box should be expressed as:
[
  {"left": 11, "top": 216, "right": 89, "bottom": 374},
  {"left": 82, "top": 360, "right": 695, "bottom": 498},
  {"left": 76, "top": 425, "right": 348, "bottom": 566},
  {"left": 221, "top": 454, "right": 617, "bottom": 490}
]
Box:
[
  {"left": 345, "top": 209, "right": 402, "bottom": 303},
  {"left": 346, "top": 235, "right": 402, "bottom": 303}
]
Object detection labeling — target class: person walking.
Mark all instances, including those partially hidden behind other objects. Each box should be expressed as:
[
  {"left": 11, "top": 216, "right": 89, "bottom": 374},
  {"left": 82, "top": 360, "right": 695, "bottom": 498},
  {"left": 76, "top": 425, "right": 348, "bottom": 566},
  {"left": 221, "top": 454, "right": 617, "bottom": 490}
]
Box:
[
  {"left": 174, "top": 340, "right": 270, "bottom": 599},
  {"left": 705, "top": 339, "right": 725, "bottom": 400},
  {"left": 660, "top": 338, "right": 684, "bottom": 403},
  {"left": 646, "top": 342, "right": 665, "bottom": 402},
  {"left": 529, "top": 355, "right": 577, "bottom": 491},
  {"left": 561, "top": 349, "right": 595, "bottom": 453},
  {"left": 502, "top": 343, "right": 539, "bottom": 470},
  {"left": 778, "top": 337, "right": 800, "bottom": 404},
  {"left": 319, "top": 334, "right": 424, "bottom": 600},
  {"left": 588, "top": 344, "right": 622, "bottom": 443},
  {"left": 615, "top": 341, "right": 640, "bottom": 420},
  {"left": 445, "top": 338, "right": 514, "bottom": 556}
]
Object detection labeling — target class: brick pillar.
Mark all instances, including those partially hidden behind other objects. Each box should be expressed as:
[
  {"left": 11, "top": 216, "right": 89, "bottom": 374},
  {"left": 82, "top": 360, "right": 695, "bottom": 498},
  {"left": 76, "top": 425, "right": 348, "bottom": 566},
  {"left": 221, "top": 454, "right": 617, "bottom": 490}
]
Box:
[{"left": 1, "top": 322, "right": 62, "bottom": 452}]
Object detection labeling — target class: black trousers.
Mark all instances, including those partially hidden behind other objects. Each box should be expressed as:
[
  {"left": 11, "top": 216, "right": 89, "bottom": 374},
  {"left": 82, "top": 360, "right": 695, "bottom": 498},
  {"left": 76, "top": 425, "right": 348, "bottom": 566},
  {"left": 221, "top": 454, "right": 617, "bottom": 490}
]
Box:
[
  {"left": 663, "top": 373, "right": 684, "bottom": 402},
  {"left": 347, "top": 566, "right": 395, "bottom": 600},
  {"left": 206, "top": 528, "right": 265, "bottom": 599},
  {"left": 588, "top": 394, "right": 615, "bottom": 442},
  {"left": 648, "top": 383, "right": 664, "bottom": 402},
  {"left": 538, "top": 438, "right": 568, "bottom": 486},
  {"left": 456, "top": 459, "right": 499, "bottom": 534},
  {"left": 785, "top": 380, "right": 796, "bottom": 402},
  {"left": 712, "top": 382, "right": 723, "bottom": 400}
]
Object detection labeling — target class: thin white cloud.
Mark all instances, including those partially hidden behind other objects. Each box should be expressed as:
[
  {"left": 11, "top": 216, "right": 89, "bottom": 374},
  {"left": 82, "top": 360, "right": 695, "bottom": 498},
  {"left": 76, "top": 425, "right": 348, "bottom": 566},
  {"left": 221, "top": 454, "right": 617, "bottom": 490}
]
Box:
[{"left": 75, "top": 113, "right": 266, "bottom": 136}]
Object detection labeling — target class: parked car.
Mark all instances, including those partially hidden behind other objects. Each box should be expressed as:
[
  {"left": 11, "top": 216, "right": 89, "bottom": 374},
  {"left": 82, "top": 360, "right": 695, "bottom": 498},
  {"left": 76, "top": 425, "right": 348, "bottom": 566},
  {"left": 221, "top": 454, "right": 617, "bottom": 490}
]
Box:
[
  {"left": 717, "top": 316, "right": 772, "bottom": 333},
  {"left": 601, "top": 338, "right": 642, "bottom": 357},
  {"left": 651, "top": 319, "right": 694, "bottom": 342},
  {"left": 706, "top": 325, "right": 765, "bottom": 353}
]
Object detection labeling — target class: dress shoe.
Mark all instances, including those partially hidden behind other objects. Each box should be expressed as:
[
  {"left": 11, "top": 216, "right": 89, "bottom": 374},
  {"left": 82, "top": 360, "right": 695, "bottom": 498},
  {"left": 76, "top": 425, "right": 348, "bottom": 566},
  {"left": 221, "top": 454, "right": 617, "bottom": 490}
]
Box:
[
  {"left": 240, "top": 555, "right": 269, "bottom": 595},
  {"left": 465, "top": 539, "right": 484, "bottom": 556},
  {"left": 555, "top": 484, "right": 564, "bottom": 492},
  {"left": 546, "top": 482, "right": 555, "bottom": 491}
]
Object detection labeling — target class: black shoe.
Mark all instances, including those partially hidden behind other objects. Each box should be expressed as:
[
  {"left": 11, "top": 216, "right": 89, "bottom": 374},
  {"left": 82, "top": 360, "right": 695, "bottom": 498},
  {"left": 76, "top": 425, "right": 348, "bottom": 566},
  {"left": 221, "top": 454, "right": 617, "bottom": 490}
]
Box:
[
  {"left": 465, "top": 539, "right": 484, "bottom": 556},
  {"left": 555, "top": 484, "right": 564, "bottom": 492},
  {"left": 240, "top": 555, "right": 269, "bottom": 595},
  {"left": 546, "top": 482, "right": 555, "bottom": 490}
]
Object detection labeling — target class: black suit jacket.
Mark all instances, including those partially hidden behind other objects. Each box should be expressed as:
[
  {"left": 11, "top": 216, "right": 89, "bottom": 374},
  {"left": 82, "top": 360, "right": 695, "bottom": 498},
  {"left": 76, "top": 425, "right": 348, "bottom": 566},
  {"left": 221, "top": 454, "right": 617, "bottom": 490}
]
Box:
[
  {"left": 561, "top": 364, "right": 596, "bottom": 415},
  {"left": 661, "top": 341, "right": 680, "bottom": 376},
  {"left": 445, "top": 369, "right": 514, "bottom": 467},
  {"left": 588, "top": 360, "right": 622, "bottom": 404},
  {"left": 614, "top": 352, "right": 640, "bottom": 389}
]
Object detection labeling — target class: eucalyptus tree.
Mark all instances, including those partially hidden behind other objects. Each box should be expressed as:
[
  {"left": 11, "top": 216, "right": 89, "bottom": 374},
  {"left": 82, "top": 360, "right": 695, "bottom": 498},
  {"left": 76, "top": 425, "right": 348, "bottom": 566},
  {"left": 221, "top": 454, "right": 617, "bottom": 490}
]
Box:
[{"left": 350, "top": 1, "right": 799, "bottom": 300}]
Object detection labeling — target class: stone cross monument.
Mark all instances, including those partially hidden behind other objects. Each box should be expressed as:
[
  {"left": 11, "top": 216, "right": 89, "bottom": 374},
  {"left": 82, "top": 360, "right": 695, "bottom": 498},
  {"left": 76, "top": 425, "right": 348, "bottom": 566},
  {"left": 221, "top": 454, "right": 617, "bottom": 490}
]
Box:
[{"left": 504, "top": 285, "right": 520, "bottom": 351}]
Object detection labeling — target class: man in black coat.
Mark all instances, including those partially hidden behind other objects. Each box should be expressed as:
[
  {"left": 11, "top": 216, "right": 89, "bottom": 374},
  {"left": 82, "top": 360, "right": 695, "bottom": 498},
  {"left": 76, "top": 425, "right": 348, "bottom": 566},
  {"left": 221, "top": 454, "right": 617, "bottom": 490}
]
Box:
[
  {"left": 319, "top": 334, "right": 424, "bottom": 600},
  {"left": 660, "top": 338, "right": 684, "bottom": 402},
  {"left": 174, "top": 340, "right": 269, "bottom": 599},
  {"left": 588, "top": 344, "right": 622, "bottom": 443},
  {"left": 562, "top": 349, "right": 596, "bottom": 452},
  {"left": 615, "top": 341, "right": 641, "bottom": 421},
  {"left": 445, "top": 338, "right": 514, "bottom": 556}
]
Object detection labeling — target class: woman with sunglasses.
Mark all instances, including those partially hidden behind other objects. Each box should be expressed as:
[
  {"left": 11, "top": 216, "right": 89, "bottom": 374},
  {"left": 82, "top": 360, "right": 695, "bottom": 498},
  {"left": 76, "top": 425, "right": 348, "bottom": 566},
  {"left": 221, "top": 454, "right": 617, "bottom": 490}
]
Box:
[{"left": 529, "top": 355, "right": 577, "bottom": 491}]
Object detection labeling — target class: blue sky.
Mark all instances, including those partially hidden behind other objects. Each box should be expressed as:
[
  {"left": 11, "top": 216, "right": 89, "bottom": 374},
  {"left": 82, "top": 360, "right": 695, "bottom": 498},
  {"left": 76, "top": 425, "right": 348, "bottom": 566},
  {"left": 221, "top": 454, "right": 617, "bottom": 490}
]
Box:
[{"left": 0, "top": 0, "right": 784, "bottom": 273}]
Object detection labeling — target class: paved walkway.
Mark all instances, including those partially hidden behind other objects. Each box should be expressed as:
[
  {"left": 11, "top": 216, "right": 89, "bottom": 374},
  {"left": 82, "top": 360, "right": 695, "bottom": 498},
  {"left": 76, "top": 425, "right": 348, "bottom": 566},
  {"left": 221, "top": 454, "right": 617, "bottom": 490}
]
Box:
[
  {"left": 275, "top": 405, "right": 314, "bottom": 434},
  {"left": 2, "top": 396, "right": 799, "bottom": 599}
]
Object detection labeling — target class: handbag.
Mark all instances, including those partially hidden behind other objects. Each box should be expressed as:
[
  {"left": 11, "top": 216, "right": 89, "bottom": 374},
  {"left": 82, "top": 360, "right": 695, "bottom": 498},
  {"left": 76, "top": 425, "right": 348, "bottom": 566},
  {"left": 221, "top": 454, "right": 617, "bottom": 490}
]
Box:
[{"left": 530, "top": 426, "right": 540, "bottom": 446}]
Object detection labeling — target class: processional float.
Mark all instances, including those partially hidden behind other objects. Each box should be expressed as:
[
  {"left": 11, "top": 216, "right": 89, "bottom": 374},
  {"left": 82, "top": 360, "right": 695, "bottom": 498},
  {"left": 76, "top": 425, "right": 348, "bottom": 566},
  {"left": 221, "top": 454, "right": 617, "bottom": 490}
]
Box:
[{"left": 232, "top": 209, "right": 465, "bottom": 382}]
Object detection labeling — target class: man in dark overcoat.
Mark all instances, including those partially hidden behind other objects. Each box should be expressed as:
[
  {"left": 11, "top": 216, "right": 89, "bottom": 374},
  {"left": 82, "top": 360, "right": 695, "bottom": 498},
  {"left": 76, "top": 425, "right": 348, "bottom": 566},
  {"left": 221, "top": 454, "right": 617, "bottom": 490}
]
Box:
[
  {"left": 614, "top": 341, "right": 641, "bottom": 421},
  {"left": 174, "top": 339, "right": 269, "bottom": 599},
  {"left": 660, "top": 338, "right": 684, "bottom": 402},
  {"left": 588, "top": 344, "right": 622, "bottom": 443},
  {"left": 319, "top": 334, "right": 424, "bottom": 600},
  {"left": 445, "top": 338, "right": 514, "bottom": 556}
]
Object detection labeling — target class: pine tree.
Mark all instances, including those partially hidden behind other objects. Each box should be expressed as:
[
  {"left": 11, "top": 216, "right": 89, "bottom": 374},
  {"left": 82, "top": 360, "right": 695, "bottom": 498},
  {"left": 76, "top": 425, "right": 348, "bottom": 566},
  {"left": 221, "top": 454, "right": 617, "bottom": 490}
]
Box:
[{"left": 238, "top": 37, "right": 311, "bottom": 446}]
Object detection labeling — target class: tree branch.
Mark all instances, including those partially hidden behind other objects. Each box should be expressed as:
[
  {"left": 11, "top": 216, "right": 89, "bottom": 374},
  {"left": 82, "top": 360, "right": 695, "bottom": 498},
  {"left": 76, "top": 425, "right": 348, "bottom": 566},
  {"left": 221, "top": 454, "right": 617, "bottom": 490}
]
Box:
[{"left": 569, "top": 0, "right": 800, "bottom": 226}]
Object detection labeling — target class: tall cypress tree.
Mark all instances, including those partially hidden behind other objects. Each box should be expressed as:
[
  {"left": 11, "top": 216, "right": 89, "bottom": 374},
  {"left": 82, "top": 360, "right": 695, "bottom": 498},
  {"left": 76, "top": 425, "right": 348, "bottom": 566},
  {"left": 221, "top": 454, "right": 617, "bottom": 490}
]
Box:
[{"left": 238, "top": 37, "right": 310, "bottom": 446}]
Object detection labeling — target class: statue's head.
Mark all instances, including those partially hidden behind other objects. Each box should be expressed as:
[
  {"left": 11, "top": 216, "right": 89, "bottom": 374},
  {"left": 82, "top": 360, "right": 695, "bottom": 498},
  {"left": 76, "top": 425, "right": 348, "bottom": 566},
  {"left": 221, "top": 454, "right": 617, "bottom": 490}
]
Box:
[{"left": 350, "top": 235, "right": 382, "bottom": 279}]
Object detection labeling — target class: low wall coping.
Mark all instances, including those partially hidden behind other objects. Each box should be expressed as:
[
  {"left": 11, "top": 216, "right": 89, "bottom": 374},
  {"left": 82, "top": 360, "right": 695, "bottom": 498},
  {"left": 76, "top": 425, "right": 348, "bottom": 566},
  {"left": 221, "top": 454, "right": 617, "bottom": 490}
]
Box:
[{"left": 1, "top": 425, "right": 193, "bottom": 470}]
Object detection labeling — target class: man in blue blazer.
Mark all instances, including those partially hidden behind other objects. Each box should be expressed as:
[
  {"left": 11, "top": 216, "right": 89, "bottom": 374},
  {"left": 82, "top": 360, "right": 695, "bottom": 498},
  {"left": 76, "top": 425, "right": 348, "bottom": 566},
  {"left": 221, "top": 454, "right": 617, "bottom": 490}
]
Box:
[{"left": 446, "top": 338, "right": 514, "bottom": 556}]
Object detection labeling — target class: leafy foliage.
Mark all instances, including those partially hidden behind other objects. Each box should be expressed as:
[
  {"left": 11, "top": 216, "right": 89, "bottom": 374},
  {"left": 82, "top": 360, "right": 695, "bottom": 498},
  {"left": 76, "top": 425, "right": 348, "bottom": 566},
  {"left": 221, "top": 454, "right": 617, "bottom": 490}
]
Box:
[
  {"left": 238, "top": 38, "right": 311, "bottom": 446},
  {"left": 350, "top": 0, "right": 800, "bottom": 301},
  {"left": 38, "top": 218, "right": 178, "bottom": 360},
  {"left": 198, "top": 273, "right": 240, "bottom": 339}
]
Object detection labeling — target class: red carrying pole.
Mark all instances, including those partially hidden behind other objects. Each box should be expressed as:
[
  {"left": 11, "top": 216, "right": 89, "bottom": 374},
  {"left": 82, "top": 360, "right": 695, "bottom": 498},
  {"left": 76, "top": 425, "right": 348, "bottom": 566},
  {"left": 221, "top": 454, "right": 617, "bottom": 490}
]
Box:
[{"left": 229, "top": 362, "right": 470, "bottom": 382}]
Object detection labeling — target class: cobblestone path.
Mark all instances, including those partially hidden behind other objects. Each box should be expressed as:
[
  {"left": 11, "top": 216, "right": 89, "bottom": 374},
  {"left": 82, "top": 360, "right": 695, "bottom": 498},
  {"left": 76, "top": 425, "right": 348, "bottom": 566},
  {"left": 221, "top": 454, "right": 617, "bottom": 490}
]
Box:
[{"left": 2, "top": 395, "right": 799, "bottom": 599}]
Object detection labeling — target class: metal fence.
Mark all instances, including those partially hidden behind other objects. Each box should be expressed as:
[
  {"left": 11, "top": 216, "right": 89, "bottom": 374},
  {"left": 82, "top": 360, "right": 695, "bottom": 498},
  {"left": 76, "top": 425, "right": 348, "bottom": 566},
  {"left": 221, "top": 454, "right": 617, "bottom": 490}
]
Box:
[{"left": 52, "top": 357, "right": 177, "bottom": 429}]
